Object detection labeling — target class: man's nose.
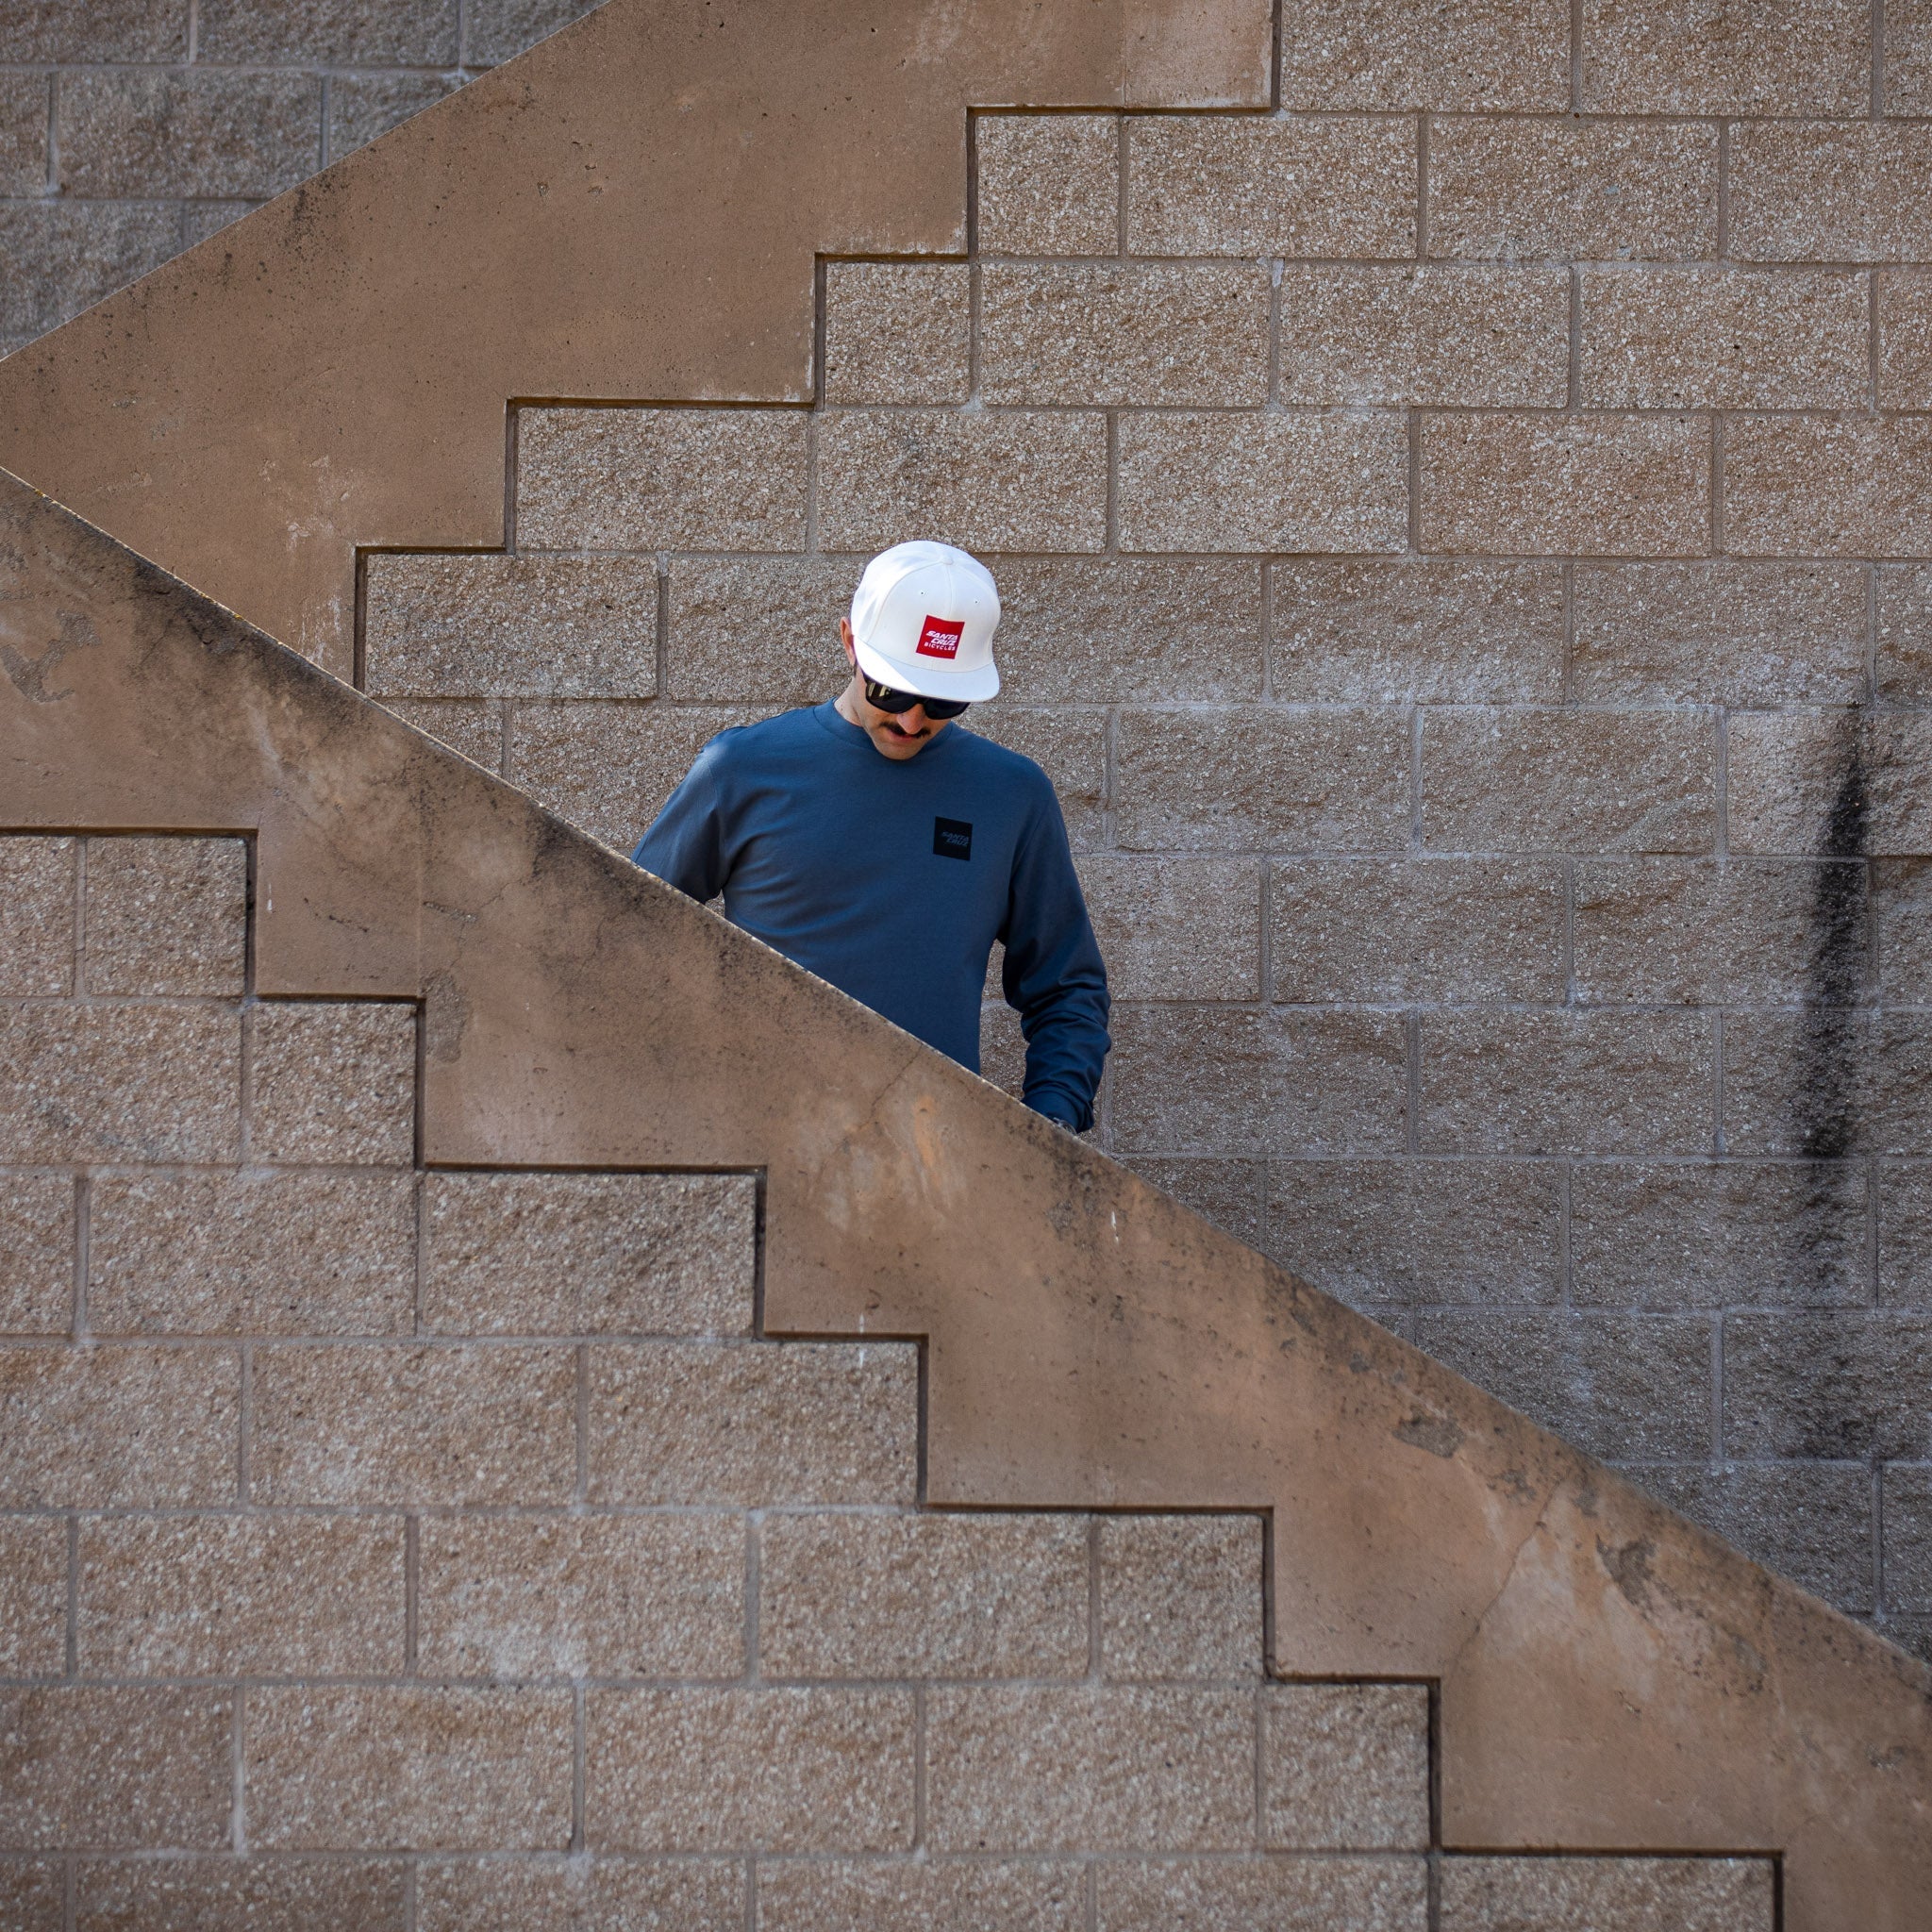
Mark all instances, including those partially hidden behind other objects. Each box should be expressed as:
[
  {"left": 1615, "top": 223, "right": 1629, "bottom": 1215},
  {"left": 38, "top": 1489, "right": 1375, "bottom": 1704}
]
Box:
[{"left": 901, "top": 705, "right": 930, "bottom": 730}]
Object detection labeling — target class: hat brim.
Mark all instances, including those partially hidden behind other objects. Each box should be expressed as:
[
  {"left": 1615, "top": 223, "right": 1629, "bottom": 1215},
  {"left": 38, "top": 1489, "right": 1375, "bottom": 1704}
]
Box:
[{"left": 853, "top": 636, "right": 1001, "bottom": 704}]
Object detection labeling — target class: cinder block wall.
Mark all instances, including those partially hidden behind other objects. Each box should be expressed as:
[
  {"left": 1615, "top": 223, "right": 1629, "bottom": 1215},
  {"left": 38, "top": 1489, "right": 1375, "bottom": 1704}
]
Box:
[
  {"left": 0, "top": 0, "right": 592, "bottom": 353},
  {"left": 0, "top": 829, "right": 1785, "bottom": 1924},
  {"left": 362, "top": 14, "right": 1932, "bottom": 1661}
]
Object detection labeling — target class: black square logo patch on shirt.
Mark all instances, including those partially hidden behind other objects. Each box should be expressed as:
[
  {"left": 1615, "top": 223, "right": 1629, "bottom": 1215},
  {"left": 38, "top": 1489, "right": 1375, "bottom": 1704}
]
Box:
[{"left": 933, "top": 816, "right": 974, "bottom": 860}]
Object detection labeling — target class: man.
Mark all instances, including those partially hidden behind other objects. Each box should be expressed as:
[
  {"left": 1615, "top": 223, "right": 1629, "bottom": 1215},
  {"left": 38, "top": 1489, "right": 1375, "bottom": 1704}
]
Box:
[{"left": 632, "top": 541, "right": 1109, "bottom": 1131}]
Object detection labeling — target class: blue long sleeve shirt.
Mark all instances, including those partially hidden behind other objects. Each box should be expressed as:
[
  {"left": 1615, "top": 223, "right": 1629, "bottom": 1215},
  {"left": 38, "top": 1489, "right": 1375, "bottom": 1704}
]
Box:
[{"left": 631, "top": 701, "right": 1110, "bottom": 1129}]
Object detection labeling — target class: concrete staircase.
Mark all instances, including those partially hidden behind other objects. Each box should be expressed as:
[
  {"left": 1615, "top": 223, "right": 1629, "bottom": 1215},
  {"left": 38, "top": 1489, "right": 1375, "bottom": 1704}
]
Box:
[{"left": 0, "top": 830, "right": 1774, "bottom": 1924}]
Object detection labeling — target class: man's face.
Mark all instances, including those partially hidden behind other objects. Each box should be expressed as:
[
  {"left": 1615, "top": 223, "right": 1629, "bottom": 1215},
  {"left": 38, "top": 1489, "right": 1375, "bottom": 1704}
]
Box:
[{"left": 839, "top": 619, "right": 952, "bottom": 761}]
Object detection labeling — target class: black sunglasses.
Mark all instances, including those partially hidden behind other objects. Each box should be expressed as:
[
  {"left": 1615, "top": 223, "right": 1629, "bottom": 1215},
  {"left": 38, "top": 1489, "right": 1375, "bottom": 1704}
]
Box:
[{"left": 863, "top": 677, "right": 971, "bottom": 721}]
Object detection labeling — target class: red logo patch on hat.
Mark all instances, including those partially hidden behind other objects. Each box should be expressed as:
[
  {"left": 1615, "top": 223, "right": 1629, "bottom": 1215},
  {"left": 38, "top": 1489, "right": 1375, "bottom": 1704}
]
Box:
[{"left": 914, "top": 614, "right": 965, "bottom": 659}]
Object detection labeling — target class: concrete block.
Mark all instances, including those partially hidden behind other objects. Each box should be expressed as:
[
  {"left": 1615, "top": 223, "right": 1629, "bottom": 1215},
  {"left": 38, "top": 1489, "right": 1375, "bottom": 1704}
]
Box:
[
  {"left": 326, "top": 74, "right": 459, "bottom": 161},
  {"left": 1279, "top": 266, "right": 1568, "bottom": 408},
  {"left": 0, "top": 73, "right": 47, "bottom": 195},
  {"left": 1077, "top": 855, "right": 1261, "bottom": 1000},
  {"left": 509, "top": 701, "right": 776, "bottom": 852},
  {"left": 0, "top": 1688, "right": 231, "bottom": 1849},
  {"left": 665, "top": 556, "right": 850, "bottom": 703},
  {"left": 247, "top": 1686, "right": 574, "bottom": 1850},
  {"left": 925, "top": 1685, "right": 1256, "bottom": 1851},
  {"left": 247, "top": 1001, "right": 415, "bottom": 1165},
  {"left": 760, "top": 1859, "right": 1083, "bottom": 1932},
  {"left": 198, "top": 0, "right": 459, "bottom": 63},
  {"left": 180, "top": 200, "right": 258, "bottom": 247},
  {"left": 1573, "top": 858, "right": 1861, "bottom": 1006},
  {"left": 1428, "top": 116, "right": 1718, "bottom": 261},
  {"left": 823, "top": 262, "right": 970, "bottom": 405},
  {"left": 1098, "top": 1857, "right": 1427, "bottom": 1932},
  {"left": 1419, "top": 1010, "right": 1716, "bottom": 1156},
  {"left": 1278, "top": 0, "right": 1566, "bottom": 108},
  {"left": 463, "top": 0, "right": 600, "bottom": 66},
  {"left": 991, "top": 558, "right": 1262, "bottom": 704},
  {"left": 73, "top": 1860, "right": 408, "bottom": 1932},
  {"left": 380, "top": 697, "right": 503, "bottom": 770},
  {"left": 1724, "top": 415, "right": 1932, "bottom": 558},
  {"left": 0, "top": 837, "right": 73, "bottom": 994},
  {"left": 76, "top": 1514, "right": 406, "bottom": 1675},
  {"left": 1117, "top": 411, "right": 1408, "bottom": 555},
  {"left": 1724, "top": 1012, "right": 1932, "bottom": 1157},
  {"left": 1261, "top": 1683, "right": 1430, "bottom": 1851},
  {"left": 417, "top": 1514, "right": 745, "bottom": 1678},
  {"left": 0, "top": 0, "right": 186, "bottom": 59},
  {"left": 1879, "top": 858, "right": 1932, "bottom": 1001},
  {"left": 1881, "top": 271, "right": 1932, "bottom": 411},
  {"left": 1880, "top": 1160, "right": 1932, "bottom": 1303},
  {"left": 1263, "top": 1160, "right": 1563, "bottom": 1309},
  {"left": 1726, "top": 710, "right": 1932, "bottom": 856},
  {"left": 422, "top": 1170, "right": 756, "bottom": 1336},
  {"left": 1097, "top": 1515, "right": 1261, "bottom": 1681},
  {"left": 0, "top": 1344, "right": 238, "bottom": 1507},
  {"left": 1722, "top": 709, "right": 1874, "bottom": 854},
  {"left": 57, "top": 71, "right": 320, "bottom": 199},
  {"left": 0, "top": 202, "right": 182, "bottom": 354},
  {"left": 87, "top": 1170, "right": 415, "bottom": 1335},
  {"left": 1116, "top": 707, "right": 1409, "bottom": 853},
  {"left": 1723, "top": 1312, "right": 1932, "bottom": 1457},
  {"left": 586, "top": 1340, "right": 918, "bottom": 1506},
  {"left": 980, "top": 262, "right": 1270, "bottom": 407},
  {"left": 961, "top": 707, "right": 1106, "bottom": 849},
  {"left": 0, "top": 1516, "right": 66, "bottom": 1675},
  {"left": 1632, "top": 1462, "right": 1874, "bottom": 1610},
  {"left": 1118, "top": 1157, "right": 1265, "bottom": 1249},
  {"left": 758, "top": 1510, "right": 1088, "bottom": 1679},
  {"left": 1419, "top": 411, "right": 1710, "bottom": 557},
  {"left": 1271, "top": 858, "right": 1565, "bottom": 1003},
  {"left": 586, "top": 1687, "right": 915, "bottom": 1851},
  {"left": 1109, "top": 1007, "right": 1408, "bottom": 1157},
  {"left": 1580, "top": 267, "right": 1868, "bottom": 409},
  {"left": 816, "top": 408, "right": 1108, "bottom": 554},
  {"left": 0, "top": 1174, "right": 73, "bottom": 1335},
  {"left": 0, "top": 1863, "right": 59, "bottom": 1930},
  {"left": 82, "top": 835, "right": 246, "bottom": 996},
  {"left": 515, "top": 408, "right": 808, "bottom": 551},
  {"left": 1420, "top": 1309, "right": 1714, "bottom": 1458},
  {"left": 1126, "top": 115, "right": 1415, "bottom": 257},
  {"left": 1572, "top": 1161, "right": 1869, "bottom": 1308},
  {"left": 1441, "top": 1854, "right": 1774, "bottom": 1930},
  {"left": 1423, "top": 708, "right": 1716, "bottom": 855},
  {"left": 1892, "top": 0, "right": 1932, "bottom": 110},
  {"left": 0, "top": 1006, "right": 240, "bottom": 1164},
  {"left": 1272, "top": 560, "right": 1564, "bottom": 704},
  {"left": 1731, "top": 123, "right": 1932, "bottom": 263},
  {"left": 415, "top": 1858, "right": 742, "bottom": 1931},
  {"left": 1579, "top": 0, "right": 1869, "bottom": 111},
  {"left": 1571, "top": 560, "right": 1867, "bottom": 706},
  {"left": 1884, "top": 1465, "right": 1932, "bottom": 1610},
  {"left": 249, "top": 1343, "right": 576, "bottom": 1505},
  {"left": 363, "top": 553, "right": 658, "bottom": 701},
  {"left": 976, "top": 112, "right": 1119, "bottom": 256}
]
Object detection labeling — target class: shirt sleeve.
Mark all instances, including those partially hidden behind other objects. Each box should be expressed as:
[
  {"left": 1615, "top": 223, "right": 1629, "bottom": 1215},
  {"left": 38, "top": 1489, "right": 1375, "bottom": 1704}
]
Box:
[
  {"left": 630, "top": 738, "right": 730, "bottom": 902},
  {"left": 999, "top": 777, "right": 1111, "bottom": 1133}
]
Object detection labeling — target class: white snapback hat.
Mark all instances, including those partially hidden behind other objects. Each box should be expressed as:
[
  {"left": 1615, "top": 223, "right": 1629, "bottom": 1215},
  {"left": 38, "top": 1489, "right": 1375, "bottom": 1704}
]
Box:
[{"left": 849, "top": 541, "right": 1001, "bottom": 704}]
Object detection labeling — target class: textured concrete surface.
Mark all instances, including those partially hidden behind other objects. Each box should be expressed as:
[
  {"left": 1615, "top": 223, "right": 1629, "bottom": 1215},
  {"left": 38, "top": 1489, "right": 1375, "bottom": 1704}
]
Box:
[
  {"left": 0, "top": 0, "right": 1273, "bottom": 668},
  {"left": 25, "top": 4, "right": 1929, "bottom": 1661},
  {"left": 0, "top": 0, "right": 592, "bottom": 360},
  {"left": 0, "top": 464, "right": 1919, "bottom": 1927}
]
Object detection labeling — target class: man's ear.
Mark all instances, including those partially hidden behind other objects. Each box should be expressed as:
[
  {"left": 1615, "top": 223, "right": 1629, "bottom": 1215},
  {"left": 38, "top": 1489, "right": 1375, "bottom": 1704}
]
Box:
[{"left": 839, "top": 618, "right": 858, "bottom": 666}]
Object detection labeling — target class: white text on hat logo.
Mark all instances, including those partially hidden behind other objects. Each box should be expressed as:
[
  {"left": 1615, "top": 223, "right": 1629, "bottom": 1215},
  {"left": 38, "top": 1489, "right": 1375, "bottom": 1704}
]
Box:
[{"left": 914, "top": 614, "right": 964, "bottom": 659}]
